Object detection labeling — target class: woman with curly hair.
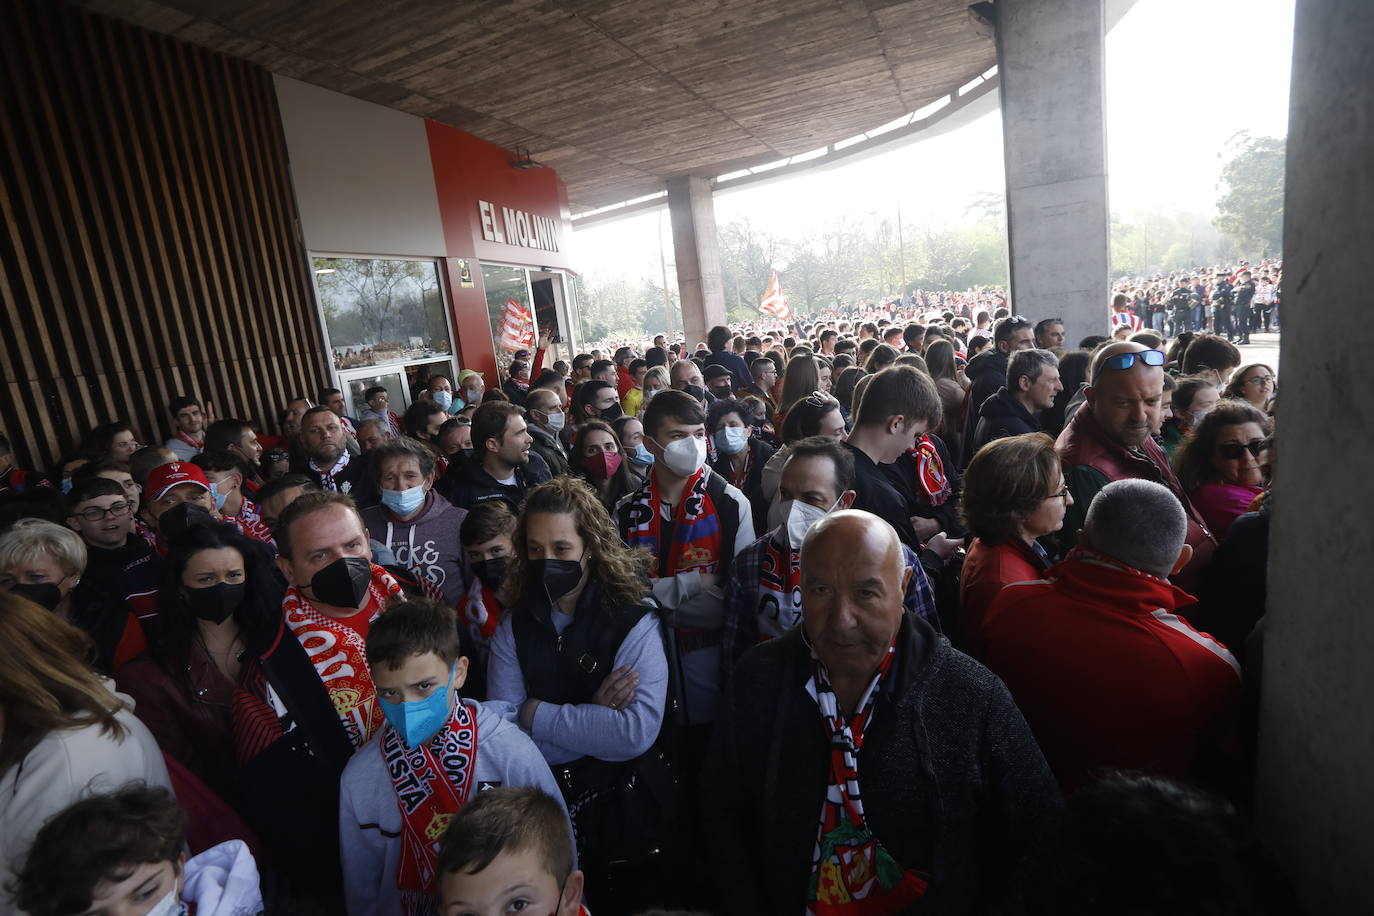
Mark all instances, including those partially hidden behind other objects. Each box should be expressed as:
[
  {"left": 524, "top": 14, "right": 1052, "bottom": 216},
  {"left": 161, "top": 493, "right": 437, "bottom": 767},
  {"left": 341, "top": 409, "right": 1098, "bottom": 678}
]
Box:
[
  {"left": 1173, "top": 400, "right": 1272, "bottom": 538},
  {"left": 486, "top": 476, "right": 673, "bottom": 913}
]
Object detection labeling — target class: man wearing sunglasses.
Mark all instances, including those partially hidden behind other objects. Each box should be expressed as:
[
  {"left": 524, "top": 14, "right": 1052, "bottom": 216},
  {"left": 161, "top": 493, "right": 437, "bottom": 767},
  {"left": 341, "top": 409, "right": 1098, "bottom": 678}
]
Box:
[{"left": 1055, "top": 342, "right": 1217, "bottom": 594}]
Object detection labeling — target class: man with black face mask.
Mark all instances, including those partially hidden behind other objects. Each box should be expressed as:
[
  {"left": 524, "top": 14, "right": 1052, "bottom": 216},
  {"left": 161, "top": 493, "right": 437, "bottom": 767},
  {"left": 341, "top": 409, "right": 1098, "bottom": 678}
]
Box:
[{"left": 272, "top": 490, "right": 405, "bottom": 751}]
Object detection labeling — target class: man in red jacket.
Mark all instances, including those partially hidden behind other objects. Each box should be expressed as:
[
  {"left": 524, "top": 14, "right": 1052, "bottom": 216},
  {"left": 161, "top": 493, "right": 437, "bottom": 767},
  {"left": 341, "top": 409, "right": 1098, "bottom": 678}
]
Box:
[
  {"left": 981, "top": 478, "right": 1241, "bottom": 790},
  {"left": 1056, "top": 340, "right": 1216, "bottom": 594}
]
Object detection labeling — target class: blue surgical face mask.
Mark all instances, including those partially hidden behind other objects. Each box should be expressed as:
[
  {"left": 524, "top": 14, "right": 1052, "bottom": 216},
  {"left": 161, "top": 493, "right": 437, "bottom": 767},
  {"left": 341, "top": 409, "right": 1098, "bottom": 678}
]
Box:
[
  {"left": 381, "top": 483, "right": 426, "bottom": 516},
  {"left": 208, "top": 480, "right": 230, "bottom": 512},
  {"left": 630, "top": 443, "right": 655, "bottom": 467},
  {"left": 381, "top": 663, "right": 457, "bottom": 748},
  {"left": 432, "top": 390, "right": 453, "bottom": 410},
  {"left": 714, "top": 426, "right": 749, "bottom": 456},
  {"left": 61, "top": 477, "right": 73, "bottom": 494}
]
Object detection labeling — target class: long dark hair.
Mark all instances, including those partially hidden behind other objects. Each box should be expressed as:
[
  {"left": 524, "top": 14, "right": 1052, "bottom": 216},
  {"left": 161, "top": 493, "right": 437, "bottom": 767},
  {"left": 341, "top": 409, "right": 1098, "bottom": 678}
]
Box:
[
  {"left": 1173, "top": 400, "right": 1272, "bottom": 493},
  {"left": 153, "top": 523, "right": 285, "bottom": 681}
]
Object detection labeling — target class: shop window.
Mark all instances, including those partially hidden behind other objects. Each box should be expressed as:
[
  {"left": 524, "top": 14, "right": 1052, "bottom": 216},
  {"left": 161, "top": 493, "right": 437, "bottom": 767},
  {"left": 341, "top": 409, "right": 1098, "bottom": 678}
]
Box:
[{"left": 313, "top": 256, "right": 451, "bottom": 372}]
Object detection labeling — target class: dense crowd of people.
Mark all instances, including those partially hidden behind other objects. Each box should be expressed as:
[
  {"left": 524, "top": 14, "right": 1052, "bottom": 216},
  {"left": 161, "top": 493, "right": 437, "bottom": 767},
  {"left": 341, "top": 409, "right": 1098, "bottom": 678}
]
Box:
[{"left": 0, "top": 268, "right": 1291, "bottom": 915}]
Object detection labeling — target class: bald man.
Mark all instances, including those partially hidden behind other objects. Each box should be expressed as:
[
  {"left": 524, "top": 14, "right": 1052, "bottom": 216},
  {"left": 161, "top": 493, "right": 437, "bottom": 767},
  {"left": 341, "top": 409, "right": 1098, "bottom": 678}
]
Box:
[
  {"left": 1055, "top": 341, "right": 1217, "bottom": 593},
  {"left": 705, "top": 510, "right": 1059, "bottom": 914}
]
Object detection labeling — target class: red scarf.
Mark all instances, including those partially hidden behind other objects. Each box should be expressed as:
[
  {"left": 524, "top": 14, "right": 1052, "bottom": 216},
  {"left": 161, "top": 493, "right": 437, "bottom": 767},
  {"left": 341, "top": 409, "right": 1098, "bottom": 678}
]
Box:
[
  {"left": 623, "top": 468, "right": 723, "bottom": 577},
  {"left": 386, "top": 410, "right": 403, "bottom": 438},
  {"left": 383, "top": 700, "right": 478, "bottom": 911},
  {"left": 175, "top": 429, "right": 204, "bottom": 451},
  {"left": 282, "top": 565, "right": 401, "bottom": 748},
  {"left": 906, "top": 435, "right": 951, "bottom": 506},
  {"left": 756, "top": 535, "right": 802, "bottom": 642},
  {"left": 459, "top": 576, "right": 502, "bottom": 658},
  {"left": 807, "top": 641, "right": 930, "bottom": 913},
  {"left": 227, "top": 498, "right": 274, "bottom": 545}
]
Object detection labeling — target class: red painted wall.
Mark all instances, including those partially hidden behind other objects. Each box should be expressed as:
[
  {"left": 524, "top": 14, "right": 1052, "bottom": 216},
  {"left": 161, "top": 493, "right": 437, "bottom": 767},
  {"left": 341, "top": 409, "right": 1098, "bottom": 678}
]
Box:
[{"left": 426, "top": 120, "right": 573, "bottom": 382}]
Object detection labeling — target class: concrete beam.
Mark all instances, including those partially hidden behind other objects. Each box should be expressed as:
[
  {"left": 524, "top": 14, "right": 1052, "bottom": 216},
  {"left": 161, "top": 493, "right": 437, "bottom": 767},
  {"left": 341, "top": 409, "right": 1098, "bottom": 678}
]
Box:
[
  {"left": 1255, "top": 2, "right": 1374, "bottom": 911},
  {"left": 996, "top": 0, "right": 1110, "bottom": 344},
  {"left": 666, "top": 175, "right": 726, "bottom": 348}
]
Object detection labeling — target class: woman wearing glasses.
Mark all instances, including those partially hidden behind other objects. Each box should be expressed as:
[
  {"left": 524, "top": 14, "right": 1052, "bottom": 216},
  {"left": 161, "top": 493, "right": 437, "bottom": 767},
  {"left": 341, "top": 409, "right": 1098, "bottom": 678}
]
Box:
[
  {"left": 1222, "top": 363, "right": 1277, "bottom": 411},
  {"left": 958, "top": 434, "right": 1071, "bottom": 658},
  {"left": 1172, "top": 401, "right": 1272, "bottom": 539}
]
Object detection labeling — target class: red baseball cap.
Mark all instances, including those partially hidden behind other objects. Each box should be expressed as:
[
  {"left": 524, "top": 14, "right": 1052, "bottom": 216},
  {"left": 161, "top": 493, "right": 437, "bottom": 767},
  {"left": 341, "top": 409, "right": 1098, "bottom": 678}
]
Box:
[{"left": 147, "top": 461, "right": 211, "bottom": 501}]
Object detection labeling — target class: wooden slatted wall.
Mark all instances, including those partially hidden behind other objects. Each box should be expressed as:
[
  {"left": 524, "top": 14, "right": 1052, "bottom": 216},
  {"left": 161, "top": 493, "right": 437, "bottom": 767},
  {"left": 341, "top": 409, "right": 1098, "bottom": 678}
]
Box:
[{"left": 0, "top": 0, "right": 327, "bottom": 471}]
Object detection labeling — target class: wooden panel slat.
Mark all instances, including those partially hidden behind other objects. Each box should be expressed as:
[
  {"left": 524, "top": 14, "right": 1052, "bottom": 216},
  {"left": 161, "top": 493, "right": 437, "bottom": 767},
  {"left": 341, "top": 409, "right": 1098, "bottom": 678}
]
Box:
[{"left": 0, "top": 0, "right": 328, "bottom": 471}]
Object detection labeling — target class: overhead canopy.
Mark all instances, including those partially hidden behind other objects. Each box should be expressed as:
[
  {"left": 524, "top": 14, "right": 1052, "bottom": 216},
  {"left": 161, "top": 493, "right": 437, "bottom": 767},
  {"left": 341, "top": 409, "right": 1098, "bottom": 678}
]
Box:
[{"left": 78, "top": 0, "right": 995, "bottom": 214}]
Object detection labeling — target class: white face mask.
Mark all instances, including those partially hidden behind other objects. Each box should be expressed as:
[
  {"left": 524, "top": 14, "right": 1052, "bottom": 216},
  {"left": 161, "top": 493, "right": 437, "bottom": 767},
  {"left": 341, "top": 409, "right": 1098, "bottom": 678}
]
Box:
[
  {"left": 767, "top": 497, "right": 840, "bottom": 549},
  {"left": 657, "top": 435, "right": 706, "bottom": 477},
  {"left": 145, "top": 884, "right": 187, "bottom": 916},
  {"left": 545, "top": 410, "right": 566, "bottom": 432}
]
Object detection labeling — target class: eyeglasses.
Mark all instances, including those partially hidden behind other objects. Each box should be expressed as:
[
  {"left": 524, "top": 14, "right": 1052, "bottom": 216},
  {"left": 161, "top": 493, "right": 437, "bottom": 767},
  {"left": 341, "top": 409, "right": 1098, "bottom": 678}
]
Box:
[
  {"left": 1046, "top": 486, "right": 1070, "bottom": 502},
  {"left": 1243, "top": 375, "right": 1275, "bottom": 385},
  {"left": 70, "top": 500, "right": 134, "bottom": 522},
  {"left": 1092, "top": 349, "right": 1166, "bottom": 382},
  {"left": 1216, "top": 439, "right": 1264, "bottom": 460},
  {"left": 802, "top": 391, "right": 837, "bottom": 409}
]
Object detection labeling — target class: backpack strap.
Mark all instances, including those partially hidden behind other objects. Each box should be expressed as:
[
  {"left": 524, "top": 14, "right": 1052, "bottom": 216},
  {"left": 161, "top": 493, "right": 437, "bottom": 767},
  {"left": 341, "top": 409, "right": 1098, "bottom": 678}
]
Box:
[{"left": 702, "top": 468, "right": 740, "bottom": 578}]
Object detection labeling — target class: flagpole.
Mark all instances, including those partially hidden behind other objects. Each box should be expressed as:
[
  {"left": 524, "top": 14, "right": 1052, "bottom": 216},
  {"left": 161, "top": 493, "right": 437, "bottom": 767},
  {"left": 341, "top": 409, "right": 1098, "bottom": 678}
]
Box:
[{"left": 657, "top": 209, "right": 674, "bottom": 339}]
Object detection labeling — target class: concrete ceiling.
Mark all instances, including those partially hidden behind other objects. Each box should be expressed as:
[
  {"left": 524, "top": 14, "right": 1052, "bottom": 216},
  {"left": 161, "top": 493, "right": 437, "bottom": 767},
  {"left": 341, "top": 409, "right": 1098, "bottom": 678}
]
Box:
[{"left": 76, "top": 0, "right": 996, "bottom": 214}]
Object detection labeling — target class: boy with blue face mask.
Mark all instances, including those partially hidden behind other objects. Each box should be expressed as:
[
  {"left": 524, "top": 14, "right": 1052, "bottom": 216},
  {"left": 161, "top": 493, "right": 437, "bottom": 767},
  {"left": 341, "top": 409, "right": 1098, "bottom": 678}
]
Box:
[{"left": 340, "top": 599, "right": 569, "bottom": 916}]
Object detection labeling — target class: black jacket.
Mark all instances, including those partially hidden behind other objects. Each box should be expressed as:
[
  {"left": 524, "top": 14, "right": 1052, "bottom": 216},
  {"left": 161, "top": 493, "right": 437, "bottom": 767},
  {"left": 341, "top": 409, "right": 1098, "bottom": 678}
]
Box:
[
  {"left": 963, "top": 349, "right": 1009, "bottom": 464},
  {"left": 969, "top": 387, "right": 1041, "bottom": 456},
  {"left": 705, "top": 615, "right": 1061, "bottom": 915},
  {"left": 437, "top": 451, "right": 551, "bottom": 511},
  {"left": 528, "top": 423, "right": 569, "bottom": 478},
  {"left": 302, "top": 452, "right": 379, "bottom": 509}
]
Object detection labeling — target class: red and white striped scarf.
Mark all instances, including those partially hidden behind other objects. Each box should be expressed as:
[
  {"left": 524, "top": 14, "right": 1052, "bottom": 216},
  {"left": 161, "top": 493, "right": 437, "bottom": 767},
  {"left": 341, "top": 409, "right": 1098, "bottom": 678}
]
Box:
[
  {"left": 383, "top": 700, "right": 478, "bottom": 914},
  {"left": 282, "top": 564, "right": 401, "bottom": 748},
  {"left": 806, "top": 641, "right": 930, "bottom": 912}
]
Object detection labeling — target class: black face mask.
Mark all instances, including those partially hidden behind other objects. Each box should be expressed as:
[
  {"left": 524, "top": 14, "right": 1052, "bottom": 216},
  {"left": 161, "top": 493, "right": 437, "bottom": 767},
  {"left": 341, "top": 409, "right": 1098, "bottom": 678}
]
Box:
[
  {"left": 459, "top": 447, "right": 474, "bottom": 461},
  {"left": 186, "top": 581, "right": 246, "bottom": 624},
  {"left": 473, "top": 556, "right": 506, "bottom": 591},
  {"left": 531, "top": 558, "right": 584, "bottom": 606},
  {"left": 683, "top": 384, "right": 706, "bottom": 403},
  {"left": 10, "top": 582, "right": 62, "bottom": 611},
  {"left": 600, "top": 403, "right": 624, "bottom": 422},
  {"left": 308, "top": 556, "right": 372, "bottom": 609}
]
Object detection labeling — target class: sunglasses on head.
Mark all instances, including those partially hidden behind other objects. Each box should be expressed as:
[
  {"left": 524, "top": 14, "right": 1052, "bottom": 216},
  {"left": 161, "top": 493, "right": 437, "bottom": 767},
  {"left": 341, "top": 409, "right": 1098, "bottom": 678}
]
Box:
[
  {"left": 1217, "top": 439, "right": 1264, "bottom": 460},
  {"left": 1093, "top": 349, "right": 1165, "bottom": 382}
]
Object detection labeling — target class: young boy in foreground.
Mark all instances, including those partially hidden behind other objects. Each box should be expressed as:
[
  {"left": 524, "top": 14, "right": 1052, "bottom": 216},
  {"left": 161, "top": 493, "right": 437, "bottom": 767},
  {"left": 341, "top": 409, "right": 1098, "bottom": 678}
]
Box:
[{"left": 438, "top": 786, "right": 587, "bottom": 916}]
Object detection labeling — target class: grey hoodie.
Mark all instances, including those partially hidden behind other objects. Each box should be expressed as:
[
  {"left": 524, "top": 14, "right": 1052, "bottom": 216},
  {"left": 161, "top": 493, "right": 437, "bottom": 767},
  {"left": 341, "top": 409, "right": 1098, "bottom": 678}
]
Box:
[
  {"left": 339, "top": 698, "right": 570, "bottom": 916},
  {"left": 361, "top": 490, "right": 468, "bottom": 605}
]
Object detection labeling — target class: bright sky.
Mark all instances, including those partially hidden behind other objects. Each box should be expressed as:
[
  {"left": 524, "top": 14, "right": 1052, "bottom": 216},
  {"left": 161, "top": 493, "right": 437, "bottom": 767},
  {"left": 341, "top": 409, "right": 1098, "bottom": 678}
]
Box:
[{"left": 571, "top": 0, "right": 1295, "bottom": 283}]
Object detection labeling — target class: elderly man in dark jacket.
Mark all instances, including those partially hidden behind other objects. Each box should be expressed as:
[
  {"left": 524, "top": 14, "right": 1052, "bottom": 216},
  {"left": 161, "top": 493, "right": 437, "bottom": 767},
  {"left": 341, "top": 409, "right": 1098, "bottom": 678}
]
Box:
[{"left": 705, "top": 509, "right": 1060, "bottom": 915}]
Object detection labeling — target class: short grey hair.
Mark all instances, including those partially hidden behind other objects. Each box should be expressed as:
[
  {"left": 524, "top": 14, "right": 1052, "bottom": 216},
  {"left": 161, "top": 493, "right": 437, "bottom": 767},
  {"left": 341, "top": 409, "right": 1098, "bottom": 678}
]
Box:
[
  {"left": 1007, "top": 348, "right": 1059, "bottom": 388},
  {"left": 0, "top": 519, "right": 87, "bottom": 578},
  {"left": 1083, "top": 479, "right": 1187, "bottom": 577}
]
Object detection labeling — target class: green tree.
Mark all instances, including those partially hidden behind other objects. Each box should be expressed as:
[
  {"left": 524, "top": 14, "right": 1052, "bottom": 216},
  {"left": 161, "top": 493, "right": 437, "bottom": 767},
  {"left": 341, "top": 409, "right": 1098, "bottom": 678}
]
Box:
[{"left": 1215, "top": 132, "right": 1285, "bottom": 257}]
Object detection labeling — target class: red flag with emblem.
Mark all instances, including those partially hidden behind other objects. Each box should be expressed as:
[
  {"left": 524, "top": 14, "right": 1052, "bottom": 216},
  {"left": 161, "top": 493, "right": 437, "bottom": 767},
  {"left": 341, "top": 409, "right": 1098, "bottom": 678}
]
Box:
[{"left": 760, "top": 270, "right": 792, "bottom": 320}]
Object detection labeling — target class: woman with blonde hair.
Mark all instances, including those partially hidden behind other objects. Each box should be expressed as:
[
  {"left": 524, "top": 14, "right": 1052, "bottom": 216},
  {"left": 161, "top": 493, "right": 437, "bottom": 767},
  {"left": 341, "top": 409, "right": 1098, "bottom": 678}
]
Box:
[
  {"left": 0, "top": 518, "right": 85, "bottom": 617},
  {"left": 0, "top": 591, "right": 171, "bottom": 899},
  {"left": 487, "top": 476, "right": 671, "bottom": 912},
  {"left": 638, "top": 365, "right": 670, "bottom": 416}
]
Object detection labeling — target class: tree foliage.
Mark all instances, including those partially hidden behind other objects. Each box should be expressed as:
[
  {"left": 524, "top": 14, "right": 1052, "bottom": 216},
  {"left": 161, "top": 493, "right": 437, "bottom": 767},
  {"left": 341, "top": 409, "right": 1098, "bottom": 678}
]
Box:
[{"left": 1215, "top": 132, "right": 1285, "bottom": 257}]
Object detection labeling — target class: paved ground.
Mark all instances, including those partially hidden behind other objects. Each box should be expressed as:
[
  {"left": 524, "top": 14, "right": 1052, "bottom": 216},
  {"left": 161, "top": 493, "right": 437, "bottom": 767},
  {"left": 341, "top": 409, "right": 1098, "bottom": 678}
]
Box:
[{"left": 1237, "top": 331, "right": 1281, "bottom": 376}]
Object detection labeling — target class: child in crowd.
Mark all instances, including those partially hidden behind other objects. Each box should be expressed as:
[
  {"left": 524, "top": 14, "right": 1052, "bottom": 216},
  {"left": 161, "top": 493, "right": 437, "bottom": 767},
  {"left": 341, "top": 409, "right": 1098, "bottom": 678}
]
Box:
[
  {"left": 438, "top": 786, "right": 588, "bottom": 916},
  {"left": 339, "top": 599, "right": 568, "bottom": 916},
  {"left": 12, "top": 784, "right": 263, "bottom": 916},
  {"left": 458, "top": 500, "right": 518, "bottom": 697}
]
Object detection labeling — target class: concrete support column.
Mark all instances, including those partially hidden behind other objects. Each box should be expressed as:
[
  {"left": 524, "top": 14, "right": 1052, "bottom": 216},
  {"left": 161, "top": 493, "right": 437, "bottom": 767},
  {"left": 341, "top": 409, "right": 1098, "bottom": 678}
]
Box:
[
  {"left": 666, "top": 175, "right": 726, "bottom": 348},
  {"left": 996, "top": 0, "right": 1110, "bottom": 345},
  {"left": 1255, "top": 2, "right": 1374, "bottom": 912}
]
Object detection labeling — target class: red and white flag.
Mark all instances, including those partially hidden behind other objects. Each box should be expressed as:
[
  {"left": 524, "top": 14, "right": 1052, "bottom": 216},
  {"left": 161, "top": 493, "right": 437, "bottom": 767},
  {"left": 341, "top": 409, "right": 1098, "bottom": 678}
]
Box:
[
  {"left": 760, "top": 270, "right": 792, "bottom": 320},
  {"left": 497, "top": 298, "right": 536, "bottom": 352}
]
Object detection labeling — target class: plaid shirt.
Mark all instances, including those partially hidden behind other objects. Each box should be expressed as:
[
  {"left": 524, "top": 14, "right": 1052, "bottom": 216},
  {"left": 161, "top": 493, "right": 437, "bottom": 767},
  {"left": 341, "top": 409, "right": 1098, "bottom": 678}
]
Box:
[{"left": 721, "top": 529, "right": 941, "bottom": 682}]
